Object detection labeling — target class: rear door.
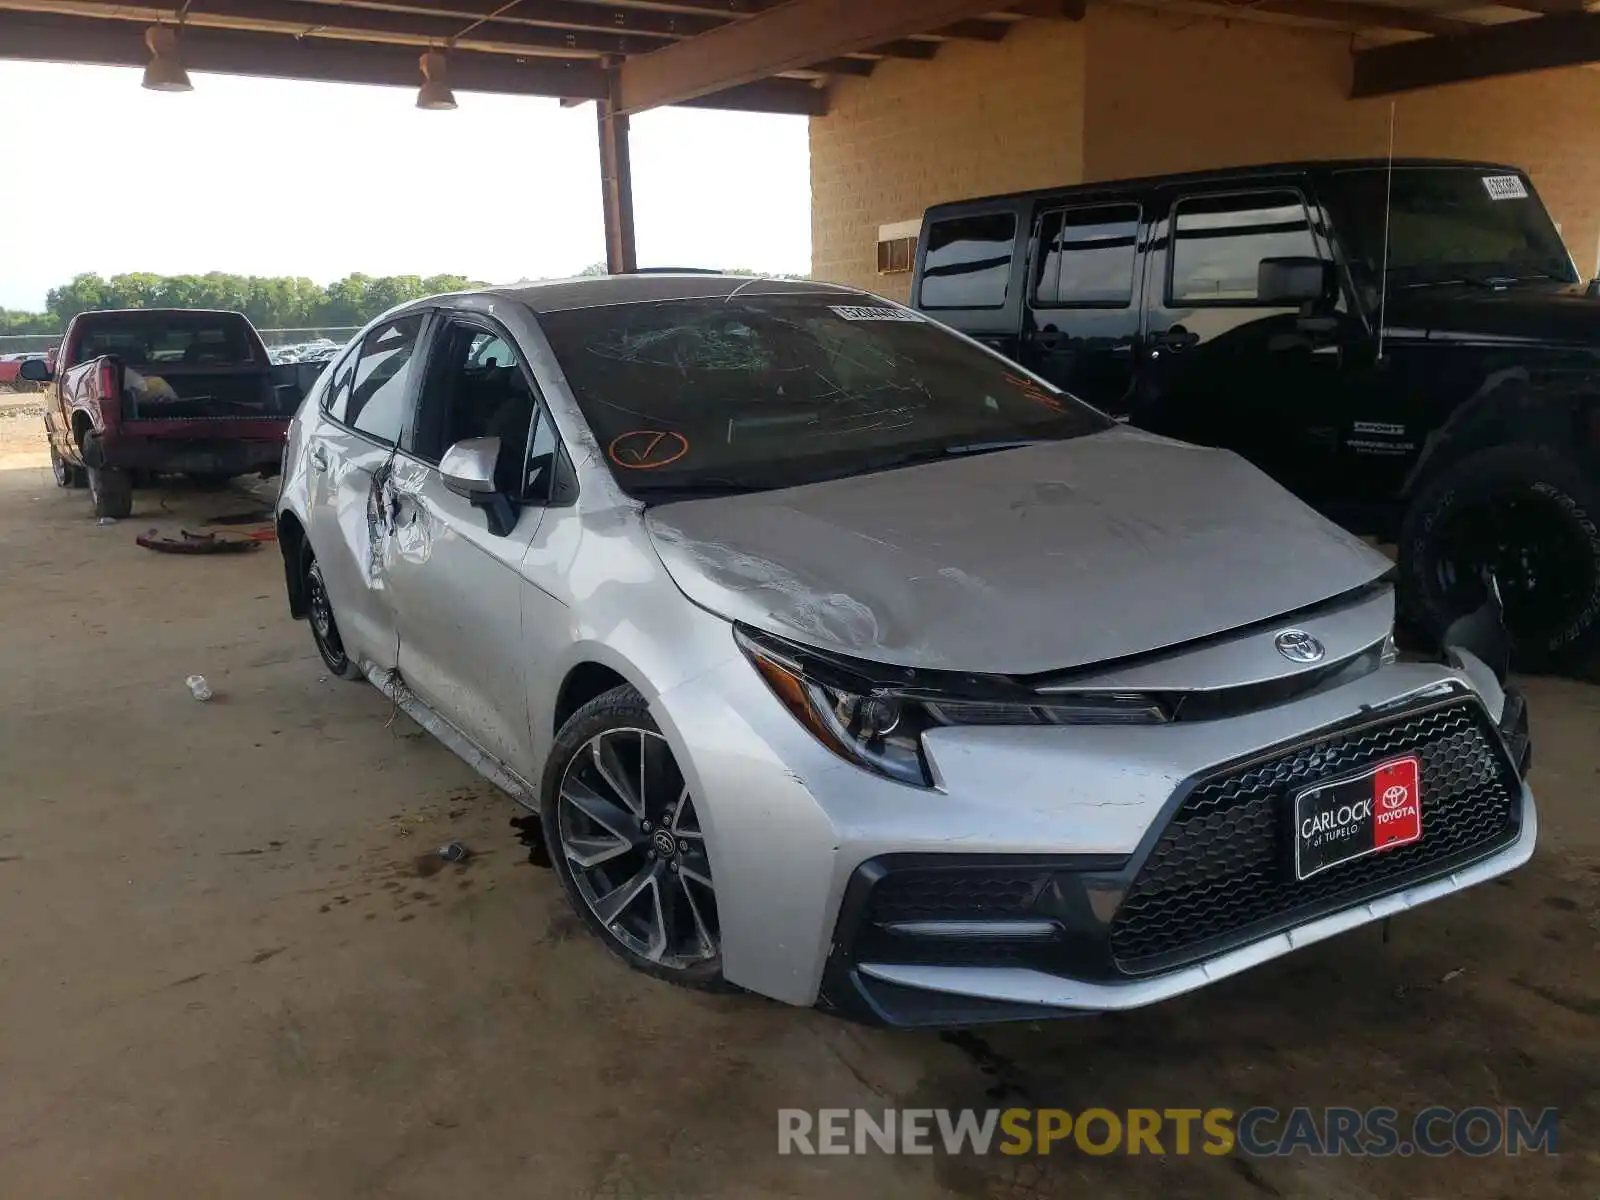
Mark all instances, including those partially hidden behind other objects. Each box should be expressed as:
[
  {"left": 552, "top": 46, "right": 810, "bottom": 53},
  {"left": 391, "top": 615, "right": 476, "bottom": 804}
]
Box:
[
  {"left": 1018, "top": 197, "right": 1145, "bottom": 415},
  {"left": 1137, "top": 181, "right": 1348, "bottom": 496},
  {"left": 383, "top": 314, "right": 560, "bottom": 780},
  {"left": 302, "top": 313, "right": 427, "bottom": 675}
]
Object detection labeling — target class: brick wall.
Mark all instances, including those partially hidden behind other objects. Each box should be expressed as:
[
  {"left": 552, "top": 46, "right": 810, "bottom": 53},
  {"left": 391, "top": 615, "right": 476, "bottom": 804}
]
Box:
[
  {"left": 809, "top": 20, "right": 1087, "bottom": 300},
  {"left": 809, "top": 6, "right": 1600, "bottom": 294},
  {"left": 1085, "top": 6, "right": 1600, "bottom": 274}
]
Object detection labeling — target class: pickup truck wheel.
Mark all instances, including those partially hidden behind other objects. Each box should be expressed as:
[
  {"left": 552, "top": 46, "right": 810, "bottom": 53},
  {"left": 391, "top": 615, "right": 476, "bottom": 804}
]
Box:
[
  {"left": 1400, "top": 444, "right": 1600, "bottom": 673},
  {"left": 86, "top": 465, "right": 133, "bottom": 519},
  {"left": 49, "top": 443, "right": 86, "bottom": 489},
  {"left": 306, "top": 558, "right": 365, "bottom": 681}
]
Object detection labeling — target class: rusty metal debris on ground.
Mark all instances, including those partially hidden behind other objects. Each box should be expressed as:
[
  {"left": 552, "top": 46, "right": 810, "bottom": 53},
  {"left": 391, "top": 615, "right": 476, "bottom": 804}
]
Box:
[{"left": 136, "top": 528, "right": 263, "bottom": 555}]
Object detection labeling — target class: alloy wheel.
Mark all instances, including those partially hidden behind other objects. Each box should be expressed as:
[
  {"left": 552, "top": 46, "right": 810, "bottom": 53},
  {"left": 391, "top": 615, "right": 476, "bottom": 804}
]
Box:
[{"left": 556, "top": 728, "right": 719, "bottom": 970}]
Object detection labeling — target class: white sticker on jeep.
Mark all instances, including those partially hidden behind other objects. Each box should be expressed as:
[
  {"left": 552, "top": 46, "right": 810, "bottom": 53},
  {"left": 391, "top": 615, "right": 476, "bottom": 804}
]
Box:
[
  {"left": 829, "top": 305, "right": 923, "bottom": 322},
  {"left": 1482, "top": 175, "right": 1529, "bottom": 201}
]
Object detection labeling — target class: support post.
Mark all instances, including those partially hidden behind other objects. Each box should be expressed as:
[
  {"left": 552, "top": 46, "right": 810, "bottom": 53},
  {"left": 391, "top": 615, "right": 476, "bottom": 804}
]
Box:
[{"left": 597, "top": 97, "right": 637, "bottom": 275}]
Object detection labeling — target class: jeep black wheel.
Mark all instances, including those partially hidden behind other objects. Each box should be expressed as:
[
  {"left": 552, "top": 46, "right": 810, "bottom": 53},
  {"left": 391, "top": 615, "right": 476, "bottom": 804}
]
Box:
[
  {"left": 542, "top": 685, "right": 727, "bottom": 990},
  {"left": 306, "top": 557, "right": 364, "bottom": 680},
  {"left": 1400, "top": 444, "right": 1600, "bottom": 674}
]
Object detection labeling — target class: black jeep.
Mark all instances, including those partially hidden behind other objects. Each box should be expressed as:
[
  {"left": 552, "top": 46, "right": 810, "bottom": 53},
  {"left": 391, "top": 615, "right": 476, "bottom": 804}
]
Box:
[{"left": 912, "top": 159, "right": 1600, "bottom": 671}]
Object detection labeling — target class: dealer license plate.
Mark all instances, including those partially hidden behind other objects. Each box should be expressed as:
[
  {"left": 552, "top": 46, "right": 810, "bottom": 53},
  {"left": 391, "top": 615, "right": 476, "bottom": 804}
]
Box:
[{"left": 1293, "top": 756, "right": 1423, "bottom": 880}]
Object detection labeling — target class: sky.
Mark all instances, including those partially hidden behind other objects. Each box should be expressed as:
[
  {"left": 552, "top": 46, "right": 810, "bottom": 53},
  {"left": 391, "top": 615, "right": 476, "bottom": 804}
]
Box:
[{"left": 0, "top": 60, "right": 812, "bottom": 312}]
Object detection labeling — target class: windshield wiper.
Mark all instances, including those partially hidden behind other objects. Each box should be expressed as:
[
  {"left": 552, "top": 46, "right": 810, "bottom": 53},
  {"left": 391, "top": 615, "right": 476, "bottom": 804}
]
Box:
[
  {"left": 637, "top": 479, "right": 772, "bottom": 503},
  {"left": 940, "top": 438, "right": 1059, "bottom": 455}
]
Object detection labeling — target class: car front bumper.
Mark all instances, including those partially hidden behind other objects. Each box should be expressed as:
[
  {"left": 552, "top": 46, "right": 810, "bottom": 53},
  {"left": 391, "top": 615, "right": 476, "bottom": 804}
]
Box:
[{"left": 653, "top": 654, "right": 1534, "bottom": 1023}]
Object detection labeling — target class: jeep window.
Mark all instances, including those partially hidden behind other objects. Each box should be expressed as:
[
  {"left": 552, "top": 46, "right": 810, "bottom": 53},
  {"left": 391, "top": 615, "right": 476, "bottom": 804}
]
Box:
[
  {"left": 1321, "top": 167, "right": 1577, "bottom": 292},
  {"left": 1169, "top": 192, "right": 1316, "bottom": 305},
  {"left": 536, "top": 294, "right": 1111, "bottom": 499},
  {"left": 919, "top": 213, "right": 1017, "bottom": 309},
  {"left": 1035, "top": 204, "right": 1140, "bottom": 307}
]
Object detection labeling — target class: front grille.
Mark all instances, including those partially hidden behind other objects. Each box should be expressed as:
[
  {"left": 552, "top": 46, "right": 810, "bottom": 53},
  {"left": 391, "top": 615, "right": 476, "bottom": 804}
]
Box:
[{"left": 1109, "top": 696, "right": 1521, "bottom": 974}]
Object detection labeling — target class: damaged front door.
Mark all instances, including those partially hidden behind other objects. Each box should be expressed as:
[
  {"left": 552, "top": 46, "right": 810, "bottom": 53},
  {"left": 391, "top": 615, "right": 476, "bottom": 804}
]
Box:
[
  {"left": 304, "top": 316, "right": 426, "bottom": 674},
  {"left": 382, "top": 321, "right": 547, "bottom": 780}
]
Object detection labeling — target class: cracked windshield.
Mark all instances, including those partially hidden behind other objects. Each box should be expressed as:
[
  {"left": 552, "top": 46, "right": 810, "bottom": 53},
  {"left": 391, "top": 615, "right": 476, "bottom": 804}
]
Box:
[{"left": 536, "top": 294, "right": 1111, "bottom": 497}]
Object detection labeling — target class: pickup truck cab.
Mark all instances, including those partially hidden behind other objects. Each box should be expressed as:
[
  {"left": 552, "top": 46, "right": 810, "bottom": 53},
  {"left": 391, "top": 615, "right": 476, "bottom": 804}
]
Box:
[
  {"left": 912, "top": 158, "right": 1600, "bottom": 672},
  {"left": 24, "top": 308, "right": 316, "bottom": 518}
]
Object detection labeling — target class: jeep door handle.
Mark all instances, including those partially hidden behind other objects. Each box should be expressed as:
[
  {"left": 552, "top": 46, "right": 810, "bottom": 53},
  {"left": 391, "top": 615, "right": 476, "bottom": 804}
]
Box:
[
  {"left": 308, "top": 445, "right": 330, "bottom": 472},
  {"left": 1149, "top": 328, "right": 1200, "bottom": 351}
]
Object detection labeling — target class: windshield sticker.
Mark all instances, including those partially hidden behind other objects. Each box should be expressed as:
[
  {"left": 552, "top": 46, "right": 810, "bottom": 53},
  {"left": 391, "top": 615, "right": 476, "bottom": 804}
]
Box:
[
  {"left": 828, "top": 305, "right": 923, "bottom": 322},
  {"left": 1482, "top": 174, "right": 1529, "bottom": 201},
  {"left": 608, "top": 430, "right": 689, "bottom": 470}
]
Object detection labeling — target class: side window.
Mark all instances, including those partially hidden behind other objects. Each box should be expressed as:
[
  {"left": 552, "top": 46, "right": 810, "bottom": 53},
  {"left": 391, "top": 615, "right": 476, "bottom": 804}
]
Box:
[
  {"left": 1169, "top": 191, "right": 1316, "bottom": 305},
  {"left": 414, "top": 320, "right": 539, "bottom": 497},
  {"left": 467, "top": 334, "right": 518, "bottom": 370},
  {"left": 1035, "top": 204, "right": 1140, "bottom": 307},
  {"left": 346, "top": 315, "right": 424, "bottom": 444},
  {"left": 919, "top": 212, "right": 1016, "bottom": 309},
  {"left": 323, "top": 343, "right": 358, "bottom": 424}
]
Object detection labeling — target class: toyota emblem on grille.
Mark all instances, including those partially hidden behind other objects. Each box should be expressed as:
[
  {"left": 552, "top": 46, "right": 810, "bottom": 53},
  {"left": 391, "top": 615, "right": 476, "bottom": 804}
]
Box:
[
  {"left": 1380, "top": 784, "right": 1409, "bottom": 810},
  {"left": 1274, "top": 629, "right": 1326, "bottom": 663}
]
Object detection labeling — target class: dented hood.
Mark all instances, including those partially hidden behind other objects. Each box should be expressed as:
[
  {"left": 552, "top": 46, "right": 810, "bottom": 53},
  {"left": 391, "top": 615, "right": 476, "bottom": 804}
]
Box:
[{"left": 643, "top": 428, "right": 1392, "bottom": 675}]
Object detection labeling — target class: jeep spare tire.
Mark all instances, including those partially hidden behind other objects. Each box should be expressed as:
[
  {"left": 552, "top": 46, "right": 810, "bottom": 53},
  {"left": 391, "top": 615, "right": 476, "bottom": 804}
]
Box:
[{"left": 1400, "top": 443, "right": 1600, "bottom": 673}]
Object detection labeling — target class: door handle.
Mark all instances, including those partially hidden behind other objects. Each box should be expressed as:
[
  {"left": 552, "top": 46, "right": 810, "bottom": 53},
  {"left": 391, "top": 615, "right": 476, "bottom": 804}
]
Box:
[
  {"left": 308, "top": 445, "right": 329, "bottom": 472},
  {"left": 1149, "top": 328, "right": 1200, "bottom": 351}
]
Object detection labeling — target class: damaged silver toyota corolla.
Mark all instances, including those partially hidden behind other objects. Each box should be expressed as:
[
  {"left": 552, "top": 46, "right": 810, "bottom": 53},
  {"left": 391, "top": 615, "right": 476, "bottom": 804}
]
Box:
[{"left": 276, "top": 275, "right": 1535, "bottom": 1027}]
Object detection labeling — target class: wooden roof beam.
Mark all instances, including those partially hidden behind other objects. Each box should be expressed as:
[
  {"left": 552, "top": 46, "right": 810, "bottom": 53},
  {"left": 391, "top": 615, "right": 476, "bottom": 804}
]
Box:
[
  {"left": 614, "top": 0, "right": 1019, "bottom": 112},
  {"left": 1353, "top": 11, "right": 1600, "bottom": 96}
]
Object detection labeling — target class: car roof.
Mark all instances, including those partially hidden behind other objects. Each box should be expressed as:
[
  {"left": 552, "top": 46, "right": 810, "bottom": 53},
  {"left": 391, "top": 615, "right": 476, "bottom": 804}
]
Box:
[
  {"left": 480, "top": 273, "right": 859, "bottom": 314},
  {"left": 925, "top": 157, "right": 1526, "bottom": 213}
]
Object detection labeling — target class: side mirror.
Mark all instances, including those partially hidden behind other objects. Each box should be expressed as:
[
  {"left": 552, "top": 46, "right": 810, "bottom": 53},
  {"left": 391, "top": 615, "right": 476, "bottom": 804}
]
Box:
[
  {"left": 1258, "top": 256, "right": 1335, "bottom": 308},
  {"left": 440, "top": 436, "right": 518, "bottom": 536},
  {"left": 1585, "top": 277, "right": 1600, "bottom": 298},
  {"left": 19, "top": 357, "right": 52, "bottom": 383},
  {"left": 440, "top": 436, "right": 501, "bottom": 498}
]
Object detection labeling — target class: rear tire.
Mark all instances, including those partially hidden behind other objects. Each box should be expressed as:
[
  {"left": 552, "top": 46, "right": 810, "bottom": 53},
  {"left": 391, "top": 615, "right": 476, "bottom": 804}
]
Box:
[
  {"left": 305, "top": 555, "right": 365, "bottom": 680},
  {"left": 1399, "top": 444, "right": 1600, "bottom": 673},
  {"left": 86, "top": 465, "right": 132, "bottom": 519},
  {"left": 49, "top": 443, "right": 86, "bottom": 489}
]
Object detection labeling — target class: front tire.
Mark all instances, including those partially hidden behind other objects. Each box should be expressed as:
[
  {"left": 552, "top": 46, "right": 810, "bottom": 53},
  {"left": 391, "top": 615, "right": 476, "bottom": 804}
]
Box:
[
  {"left": 86, "top": 465, "right": 132, "bottom": 519},
  {"left": 305, "top": 556, "right": 364, "bottom": 680},
  {"left": 1399, "top": 444, "right": 1600, "bottom": 673},
  {"left": 50, "top": 443, "right": 86, "bottom": 489},
  {"left": 541, "top": 685, "right": 727, "bottom": 991}
]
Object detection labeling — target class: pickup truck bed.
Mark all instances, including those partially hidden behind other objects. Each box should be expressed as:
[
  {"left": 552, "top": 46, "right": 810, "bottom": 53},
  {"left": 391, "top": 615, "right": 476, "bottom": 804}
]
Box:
[{"left": 34, "top": 308, "right": 317, "bottom": 518}]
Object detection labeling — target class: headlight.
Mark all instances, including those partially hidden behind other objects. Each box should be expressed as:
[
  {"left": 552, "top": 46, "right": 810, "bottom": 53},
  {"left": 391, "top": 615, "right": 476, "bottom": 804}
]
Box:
[{"left": 736, "top": 626, "right": 1167, "bottom": 789}]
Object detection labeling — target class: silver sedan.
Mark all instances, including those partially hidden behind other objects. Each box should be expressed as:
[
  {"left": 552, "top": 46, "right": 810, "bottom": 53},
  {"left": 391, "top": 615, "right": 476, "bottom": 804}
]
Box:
[{"left": 275, "top": 275, "right": 1535, "bottom": 1027}]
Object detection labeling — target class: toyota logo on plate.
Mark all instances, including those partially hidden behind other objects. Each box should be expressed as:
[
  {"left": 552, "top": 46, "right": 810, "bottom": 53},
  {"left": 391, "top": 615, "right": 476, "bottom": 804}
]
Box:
[
  {"left": 1274, "top": 629, "right": 1326, "bottom": 663},
  {"left": 1380, "top": 784, "right": 1410, "bottom": 811}
]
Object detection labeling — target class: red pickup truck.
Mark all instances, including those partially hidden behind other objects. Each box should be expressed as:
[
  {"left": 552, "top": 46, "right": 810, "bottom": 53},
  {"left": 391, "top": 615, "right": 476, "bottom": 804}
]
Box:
[{"left": 23, "top": 309, "right": 318, "bottom": 518}]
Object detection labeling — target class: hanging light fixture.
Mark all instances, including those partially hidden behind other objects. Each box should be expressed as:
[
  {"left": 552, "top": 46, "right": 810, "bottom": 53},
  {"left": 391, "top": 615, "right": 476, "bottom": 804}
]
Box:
[
  {"left": 417, "top": 50, "right": 458, "bottom": 110},
  {"left": 142, "top": 25, "right": 193, "bottom": 92}
]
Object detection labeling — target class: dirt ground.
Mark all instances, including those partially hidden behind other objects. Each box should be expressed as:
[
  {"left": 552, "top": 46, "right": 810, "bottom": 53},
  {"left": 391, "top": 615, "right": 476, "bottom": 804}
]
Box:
[{"left": 0, "top": 403, "right": 1596, "bottom": 1199}]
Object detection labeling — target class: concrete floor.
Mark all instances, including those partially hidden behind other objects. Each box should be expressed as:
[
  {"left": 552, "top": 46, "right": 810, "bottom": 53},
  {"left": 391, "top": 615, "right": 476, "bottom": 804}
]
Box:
[{"left": 0, "top": 407, "right": 1596, "bottom": 1199}]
